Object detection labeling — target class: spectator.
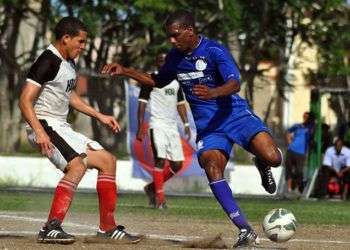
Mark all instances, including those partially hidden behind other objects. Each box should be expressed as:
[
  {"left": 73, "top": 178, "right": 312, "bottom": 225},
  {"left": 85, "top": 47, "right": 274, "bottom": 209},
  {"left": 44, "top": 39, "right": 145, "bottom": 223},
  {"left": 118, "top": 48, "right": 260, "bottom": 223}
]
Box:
[
  {"left": 314, "top": 138, "right": 350, "bottom": 200},
  {"left": 285, "top": 112, "right": 315, "bottom": 196}
]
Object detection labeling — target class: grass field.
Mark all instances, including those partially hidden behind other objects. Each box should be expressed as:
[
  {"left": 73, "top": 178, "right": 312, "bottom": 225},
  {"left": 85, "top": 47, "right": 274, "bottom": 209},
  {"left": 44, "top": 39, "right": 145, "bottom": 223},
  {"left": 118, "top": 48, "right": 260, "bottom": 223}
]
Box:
[
  {"left": 1, "top": 189, "right": 350, "bottom": 249},
  {"left": 1, "top": 189, "right": 349, "bottom": 225}
]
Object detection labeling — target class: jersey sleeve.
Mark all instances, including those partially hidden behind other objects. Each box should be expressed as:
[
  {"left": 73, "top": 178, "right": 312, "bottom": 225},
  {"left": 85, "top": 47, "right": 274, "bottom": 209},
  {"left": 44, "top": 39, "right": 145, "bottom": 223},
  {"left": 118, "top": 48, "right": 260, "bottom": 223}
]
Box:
[
  {"left": 27, "top": 50, "right": 61, "bottom": 86},
  {"left": 209, "top": 45, "right": 241, "bottom": 83},
  {"left": 138, "top": 85, "right": 152, "bottom": 103},
  {"left": 346, "top": 150, "right": 350, "bottom": 167},
  {"left": 322, "top": 148, "right": 332, "bottom": 167},
  {"left": 151, "top": 51, "right": 178, "bottom": 88},
  {"left": 287, "top": 124, "right": 298, "bottom": 133},
  {"left": 177, "top": 86, "right": 186, "bottom": 105}
]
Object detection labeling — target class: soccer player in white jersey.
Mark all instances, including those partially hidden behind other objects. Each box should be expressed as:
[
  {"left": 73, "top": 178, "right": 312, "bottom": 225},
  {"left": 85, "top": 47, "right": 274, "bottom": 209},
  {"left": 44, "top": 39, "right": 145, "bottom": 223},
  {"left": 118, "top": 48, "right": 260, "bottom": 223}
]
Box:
[
  {"left": 19, "top": 17, "right": 141, "bottom": 244},
  {"left": 137, "top": 53, "right": 191, "bottom": 209}
]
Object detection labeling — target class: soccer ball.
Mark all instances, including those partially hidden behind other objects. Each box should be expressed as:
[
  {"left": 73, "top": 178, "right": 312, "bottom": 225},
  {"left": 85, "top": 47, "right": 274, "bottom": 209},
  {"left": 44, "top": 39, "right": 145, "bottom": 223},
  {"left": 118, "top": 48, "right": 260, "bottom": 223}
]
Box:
[{"left": 262, "top": 208, "right": 297, "bottom": 243}]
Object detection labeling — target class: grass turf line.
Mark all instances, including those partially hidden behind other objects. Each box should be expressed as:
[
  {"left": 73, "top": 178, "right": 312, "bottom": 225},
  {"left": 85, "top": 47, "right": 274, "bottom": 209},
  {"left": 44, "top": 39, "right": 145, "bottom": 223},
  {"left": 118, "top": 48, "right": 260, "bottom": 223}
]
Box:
[{"left": 0, "top": 190, "right": 349, "bottom": 225}]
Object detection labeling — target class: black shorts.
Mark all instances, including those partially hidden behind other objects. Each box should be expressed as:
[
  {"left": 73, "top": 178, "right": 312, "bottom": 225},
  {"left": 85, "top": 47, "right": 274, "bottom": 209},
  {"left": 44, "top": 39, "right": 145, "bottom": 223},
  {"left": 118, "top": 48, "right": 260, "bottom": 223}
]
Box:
[{"left": 285, "top": 150, "right": 306, "bottom": 180}]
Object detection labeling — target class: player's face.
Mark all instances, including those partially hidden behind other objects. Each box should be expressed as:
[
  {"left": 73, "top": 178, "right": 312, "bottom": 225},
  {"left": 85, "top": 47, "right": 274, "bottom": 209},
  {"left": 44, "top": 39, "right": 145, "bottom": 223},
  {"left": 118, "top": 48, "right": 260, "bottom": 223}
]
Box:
[
  {"left": 65, "top": 30, "right": 87, "bottom": 60},
  {"left": 166, "top": 23, "right": 194, "bottom": 53}
]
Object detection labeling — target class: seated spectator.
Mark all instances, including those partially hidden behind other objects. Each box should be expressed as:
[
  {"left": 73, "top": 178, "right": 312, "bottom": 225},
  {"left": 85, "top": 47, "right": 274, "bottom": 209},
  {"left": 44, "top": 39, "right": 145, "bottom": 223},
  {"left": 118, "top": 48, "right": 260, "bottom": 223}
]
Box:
[{"left": 314, "top": 138, "right": 350, "bottom": 200}]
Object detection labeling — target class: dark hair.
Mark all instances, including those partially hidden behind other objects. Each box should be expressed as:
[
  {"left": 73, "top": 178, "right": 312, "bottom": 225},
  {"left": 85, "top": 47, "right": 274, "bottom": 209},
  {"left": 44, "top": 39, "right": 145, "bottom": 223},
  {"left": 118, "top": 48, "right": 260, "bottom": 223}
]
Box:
[
  {"left": 54, "top": 16, "right": 87, "bottom": 40},
  {"left": 165, "top": 10, "right": 195, "bottom": 29}
]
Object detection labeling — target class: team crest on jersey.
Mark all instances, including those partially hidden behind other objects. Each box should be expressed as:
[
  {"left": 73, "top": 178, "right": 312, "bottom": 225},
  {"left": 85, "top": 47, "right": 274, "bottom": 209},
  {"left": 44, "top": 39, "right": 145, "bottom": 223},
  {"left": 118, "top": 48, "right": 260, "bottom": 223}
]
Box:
[{"left": 195, "top": 59, "right": 207, "bottom": 71}]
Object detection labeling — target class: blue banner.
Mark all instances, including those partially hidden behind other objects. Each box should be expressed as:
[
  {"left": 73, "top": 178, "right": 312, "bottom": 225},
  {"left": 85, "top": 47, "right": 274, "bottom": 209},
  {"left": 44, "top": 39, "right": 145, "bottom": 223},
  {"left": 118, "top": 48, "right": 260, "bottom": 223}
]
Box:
[{"left": 127, "top": 84, "right": 204, "bottom": 179}]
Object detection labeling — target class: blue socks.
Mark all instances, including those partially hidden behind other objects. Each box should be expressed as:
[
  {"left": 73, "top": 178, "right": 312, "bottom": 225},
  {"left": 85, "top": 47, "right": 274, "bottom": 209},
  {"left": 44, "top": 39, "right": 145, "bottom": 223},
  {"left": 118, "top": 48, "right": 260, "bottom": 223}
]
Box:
[{"left": 209, "top": 179, "right": 250, "bottom": 230}]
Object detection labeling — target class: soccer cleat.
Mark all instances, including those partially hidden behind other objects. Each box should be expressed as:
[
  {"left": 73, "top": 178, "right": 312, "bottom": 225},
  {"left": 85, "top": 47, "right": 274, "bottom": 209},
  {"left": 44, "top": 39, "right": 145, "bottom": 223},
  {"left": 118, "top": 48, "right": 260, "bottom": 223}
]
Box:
[
  {"left": 37, "top": 219, "right": 75, "bottom": 244},
  {"left": 254, "top": 157, "right": 276, "bottom": 194},
  {"left": 144, "top": 183, "right": 156, "bottom": 208},
  {"left": 233, "top": 228, "right": 259, "bottom": 248},
  {"left": 96, "top": 225, "right": 141, "bottom": 243}
]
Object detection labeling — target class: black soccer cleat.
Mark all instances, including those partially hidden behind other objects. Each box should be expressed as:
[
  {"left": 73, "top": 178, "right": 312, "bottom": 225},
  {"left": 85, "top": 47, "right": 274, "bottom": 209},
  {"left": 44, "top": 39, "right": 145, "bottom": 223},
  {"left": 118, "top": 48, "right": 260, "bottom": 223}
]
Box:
[
  {"left": 37, "top": 219, "right": 75, "bottom": 244},
  {"left": 97, "top": 225, "right": 142, "bottom": 243},
  {"left": 144, "top": 183, "right": 156, "bottom": 208},
  {"left": 254, "top": 157, "right": 277, "bottom": 194},
  {"left": 233, "top": 228, "right": 259, "bottom": 248}
]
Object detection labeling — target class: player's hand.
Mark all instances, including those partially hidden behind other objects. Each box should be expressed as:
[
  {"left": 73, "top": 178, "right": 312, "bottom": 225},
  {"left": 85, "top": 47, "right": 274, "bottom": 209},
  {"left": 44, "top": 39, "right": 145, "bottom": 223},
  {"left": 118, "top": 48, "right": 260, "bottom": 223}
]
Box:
[
  {"left": 101, "top": 63, "right": 124, "bottom": 76},
  {"left": 136, "top": 129, "right": 144, "bottom": 141},
  {"left": 193, "top": 84, "right": 216, "bottom": 100},
  {"left": 35, "top": 131, "right": 54, "bottom": 157},
  {"left": 184, "top": 126, "right": 191, "bottom": 140},
  {"left": 97, "top": 114, "right": 120, "bottom": 133}
]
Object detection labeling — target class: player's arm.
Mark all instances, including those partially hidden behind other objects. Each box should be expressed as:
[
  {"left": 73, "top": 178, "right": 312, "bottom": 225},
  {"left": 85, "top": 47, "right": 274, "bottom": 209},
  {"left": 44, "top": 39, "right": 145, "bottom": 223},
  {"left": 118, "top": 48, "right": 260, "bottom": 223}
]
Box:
[
  {"left": 176, "top": 89, "right": 191, "bottom": 140},
  {"left": 137, "top": 85, "right": 151, "bottom": 141},
  {"left": 102, "top": 54, "right": 176, "bottom": 88},
  {"left": 193, "top": 79, "right": 240, "bottom": 100},
  {"left": 19, "top": 83, "right": 53, "bottom": 156},
  {"left": 193, "top": 46, "right": 241, "bottom": 100},
  {"left": 102, "top": 63, "right": 156, "bottom": 87},
  {"left": 69, "top": 91, "right": 120, "bottom": 133},
  {"left": 286, "top": 125, "right": 297, "bottom": 145}
]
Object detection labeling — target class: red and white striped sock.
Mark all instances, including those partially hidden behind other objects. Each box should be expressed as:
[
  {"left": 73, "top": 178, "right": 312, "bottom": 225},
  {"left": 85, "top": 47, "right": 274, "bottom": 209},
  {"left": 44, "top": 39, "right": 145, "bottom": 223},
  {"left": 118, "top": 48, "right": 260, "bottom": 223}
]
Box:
[
  {"left": 97, "top": 174, "right": 117, "bottom": 231},
  {"left": 153, "top": 167, "right": 165, "bottom": 205},
  {"left": 47, "top": 178, "right": 77, "bottom": 223}
]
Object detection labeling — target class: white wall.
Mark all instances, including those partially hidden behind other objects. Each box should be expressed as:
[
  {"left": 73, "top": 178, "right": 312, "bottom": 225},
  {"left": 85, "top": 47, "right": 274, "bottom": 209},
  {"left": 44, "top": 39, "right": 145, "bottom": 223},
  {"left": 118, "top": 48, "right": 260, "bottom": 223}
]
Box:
[{"left": 0, "top": 156, "right": 283, "bottom": 196}]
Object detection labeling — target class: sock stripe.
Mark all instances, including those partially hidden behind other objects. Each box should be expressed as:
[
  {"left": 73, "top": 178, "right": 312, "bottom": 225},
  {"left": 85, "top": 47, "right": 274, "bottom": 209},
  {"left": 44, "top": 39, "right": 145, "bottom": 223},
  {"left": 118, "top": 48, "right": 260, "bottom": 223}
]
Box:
[
  {"left": 60, "top": 179, "right": 77, "bottom": 187},
  {"left": 98, "top": 175, "right": 115, "bottom": 180},
  {"left": 154, "top": 167, "right": 163, "bottom": 172},
  {"left": 57, "top": 183, "right": 76, "bottom": 191},
  {"left": 209, "top": 179, "right": 226, "bottom": 185},
  {"left": 98, "top": 179, "right": 116, "bottom": 183}
]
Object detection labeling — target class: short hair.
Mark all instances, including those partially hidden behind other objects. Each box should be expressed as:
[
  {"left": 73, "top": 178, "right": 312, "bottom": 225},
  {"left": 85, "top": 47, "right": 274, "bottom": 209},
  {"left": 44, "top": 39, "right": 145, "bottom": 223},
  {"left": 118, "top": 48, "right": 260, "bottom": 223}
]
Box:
[
  {"left": 165, "top": 10, "right": 195, "bottom": 29},
  {"left": 54, "top": 16, "right": 87, "bottom": 40}
]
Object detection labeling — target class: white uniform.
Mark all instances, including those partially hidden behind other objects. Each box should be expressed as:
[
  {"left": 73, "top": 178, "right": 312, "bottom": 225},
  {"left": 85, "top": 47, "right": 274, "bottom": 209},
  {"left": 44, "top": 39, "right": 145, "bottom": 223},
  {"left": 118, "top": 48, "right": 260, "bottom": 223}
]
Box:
[
  {"left": 26, "top": 44, "right": 103, "bottom": 171},
  {"left": 138, "top": 80, "right": 185, "bottom": 161},
  {"left": 323, "top": 146, "right": 350, "bottom": 172}
]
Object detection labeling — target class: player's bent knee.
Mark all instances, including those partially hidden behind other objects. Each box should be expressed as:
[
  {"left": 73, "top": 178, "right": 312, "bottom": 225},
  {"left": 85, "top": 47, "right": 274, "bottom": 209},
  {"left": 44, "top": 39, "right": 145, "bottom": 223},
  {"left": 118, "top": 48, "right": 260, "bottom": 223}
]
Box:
[{"left": 267, "top": 149, "right": 282, "bottom": 168}]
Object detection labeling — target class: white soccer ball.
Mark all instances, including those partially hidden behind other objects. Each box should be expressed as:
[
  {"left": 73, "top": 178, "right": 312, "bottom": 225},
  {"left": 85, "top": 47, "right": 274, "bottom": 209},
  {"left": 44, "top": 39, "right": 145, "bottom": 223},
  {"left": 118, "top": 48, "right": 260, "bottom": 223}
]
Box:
[{"left": 262, "top": 208, "right": 297, "bottom": 242}]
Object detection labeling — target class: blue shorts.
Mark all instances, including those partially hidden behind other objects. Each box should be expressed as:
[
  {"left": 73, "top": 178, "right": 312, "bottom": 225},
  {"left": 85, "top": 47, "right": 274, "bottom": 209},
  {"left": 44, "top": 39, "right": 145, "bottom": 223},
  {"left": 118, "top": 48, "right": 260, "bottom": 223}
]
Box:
[{"left": 196, "top": 109, "right": 270, "bottom": 158}]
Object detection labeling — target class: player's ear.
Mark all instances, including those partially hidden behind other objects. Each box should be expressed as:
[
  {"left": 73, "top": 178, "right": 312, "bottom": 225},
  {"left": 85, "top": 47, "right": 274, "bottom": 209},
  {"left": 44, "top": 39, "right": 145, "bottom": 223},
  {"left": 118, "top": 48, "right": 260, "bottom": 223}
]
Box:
[{"left": 62, "top": 34, "right": 71, "bottom": 45}]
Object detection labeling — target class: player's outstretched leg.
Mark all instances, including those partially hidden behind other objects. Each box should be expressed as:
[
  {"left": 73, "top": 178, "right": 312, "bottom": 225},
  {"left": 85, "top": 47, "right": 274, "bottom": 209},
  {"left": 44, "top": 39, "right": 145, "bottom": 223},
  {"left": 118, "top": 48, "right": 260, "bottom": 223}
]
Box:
[
  {"left": 250, "top": 132, "right": 282, "bottom": 194},
  {"left": 201, "top": 150, "right": 259, "bottom": 248}
]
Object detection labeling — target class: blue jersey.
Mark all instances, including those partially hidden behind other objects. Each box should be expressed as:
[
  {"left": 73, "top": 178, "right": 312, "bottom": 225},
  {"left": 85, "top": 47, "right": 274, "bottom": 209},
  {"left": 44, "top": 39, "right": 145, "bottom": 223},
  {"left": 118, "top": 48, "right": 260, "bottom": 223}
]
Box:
[
  {"left": 287, "top": 124, "right": 312, "bottom": 155},
  {"left": 153, "top": 36, "right": 247, "bottom": 136}
]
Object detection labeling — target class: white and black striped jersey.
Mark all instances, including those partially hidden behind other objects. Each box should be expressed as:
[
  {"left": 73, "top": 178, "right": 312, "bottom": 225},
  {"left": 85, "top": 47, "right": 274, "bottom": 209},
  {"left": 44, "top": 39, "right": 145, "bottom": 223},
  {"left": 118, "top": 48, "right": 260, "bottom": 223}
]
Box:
[
  {"left": 26, "top": 44, "right": 77, "bottom": 122},
  {"left": 138, "top": 79, "right": 185, "bottom": 128}
]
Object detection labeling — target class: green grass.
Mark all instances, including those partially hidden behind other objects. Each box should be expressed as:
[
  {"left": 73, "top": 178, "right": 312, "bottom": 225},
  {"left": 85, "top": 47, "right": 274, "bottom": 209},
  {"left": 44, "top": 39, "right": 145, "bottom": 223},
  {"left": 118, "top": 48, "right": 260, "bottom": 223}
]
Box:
[{"left": 0, "top": 190, "right": 349, "bottom": 225}]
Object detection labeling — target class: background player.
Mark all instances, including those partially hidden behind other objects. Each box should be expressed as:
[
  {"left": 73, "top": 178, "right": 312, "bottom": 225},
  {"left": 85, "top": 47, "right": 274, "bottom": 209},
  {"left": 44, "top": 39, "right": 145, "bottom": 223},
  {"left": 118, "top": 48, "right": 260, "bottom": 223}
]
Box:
[
  {"left": 137, "top": 53, "right": 191, "bottom": 209},
  {"left": 102, "top": 10, "right": 282, "bottom": 248},
  {"left": 19, "top": 17, "right": 140, "bottom": 244}
]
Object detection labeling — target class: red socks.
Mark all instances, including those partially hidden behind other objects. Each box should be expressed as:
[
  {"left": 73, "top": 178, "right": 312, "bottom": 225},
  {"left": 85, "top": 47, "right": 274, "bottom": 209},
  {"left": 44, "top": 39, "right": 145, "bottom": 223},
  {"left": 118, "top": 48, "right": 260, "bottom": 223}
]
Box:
[
  {"left": 96, "top": 174, "right": 117, "bottom": 231},
  {"left": 153, "top": 167, "right": 165, "bottom": 205},
  {"left": 163, "top": 164, "right": 177, "bottom": 182},
  {"left": 48, "top": 178, "right": 77, "bottom": 223}
]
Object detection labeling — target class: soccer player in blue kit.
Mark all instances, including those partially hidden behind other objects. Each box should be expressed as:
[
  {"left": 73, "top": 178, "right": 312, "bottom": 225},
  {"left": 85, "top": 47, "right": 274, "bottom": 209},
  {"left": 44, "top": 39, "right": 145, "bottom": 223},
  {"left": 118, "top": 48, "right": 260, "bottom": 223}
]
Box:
[{"left": 102, "top": 10, "right": 282, "bottom": 248}]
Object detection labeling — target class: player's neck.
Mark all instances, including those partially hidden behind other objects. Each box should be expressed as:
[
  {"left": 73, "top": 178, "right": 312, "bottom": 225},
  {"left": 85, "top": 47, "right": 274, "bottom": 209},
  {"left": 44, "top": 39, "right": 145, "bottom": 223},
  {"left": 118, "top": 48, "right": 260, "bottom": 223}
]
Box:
[
  {"left": 53, "top": 42, "right": 69, "bottom": 60},
  {"left": 185, "top": 35, "right": 201, "bottom": 54}
]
